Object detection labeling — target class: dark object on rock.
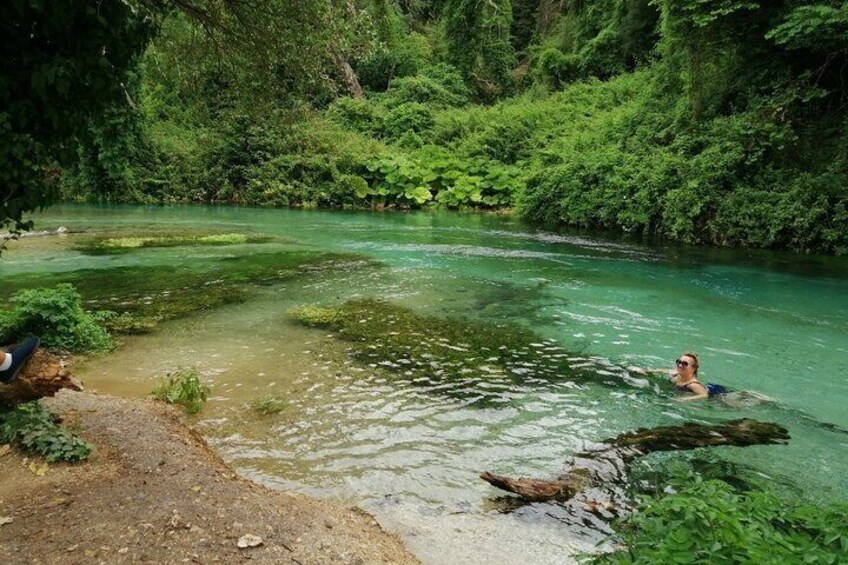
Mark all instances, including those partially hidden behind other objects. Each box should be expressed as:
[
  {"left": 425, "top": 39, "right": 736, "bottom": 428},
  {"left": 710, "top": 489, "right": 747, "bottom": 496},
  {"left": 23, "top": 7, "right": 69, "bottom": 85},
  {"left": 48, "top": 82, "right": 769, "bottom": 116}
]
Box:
[
  {"left": 0, "top": 349, "right": 83, "bottom": 403},
  {"left": 0, "top": 336, "right": 40, "bottom": 383},
  {"left": 480, "top": 419, "right": 789, "bottom": 504}
]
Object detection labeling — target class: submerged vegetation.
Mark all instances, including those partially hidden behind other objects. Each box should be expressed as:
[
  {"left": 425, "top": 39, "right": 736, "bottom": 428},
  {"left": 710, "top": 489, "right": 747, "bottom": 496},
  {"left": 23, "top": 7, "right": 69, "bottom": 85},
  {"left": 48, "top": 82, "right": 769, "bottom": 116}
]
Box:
[
  {"left": 75, "top": 232, "right": 276, "bottom": 255},
  {"left": 290, "top": 298, "right": 630, "bottom": 393},
  {"left": 0, "top": 251, "right": 376, "bottom": 337},
  {"left": 150, "top": 368, "right": 211, "bottom": 415}
]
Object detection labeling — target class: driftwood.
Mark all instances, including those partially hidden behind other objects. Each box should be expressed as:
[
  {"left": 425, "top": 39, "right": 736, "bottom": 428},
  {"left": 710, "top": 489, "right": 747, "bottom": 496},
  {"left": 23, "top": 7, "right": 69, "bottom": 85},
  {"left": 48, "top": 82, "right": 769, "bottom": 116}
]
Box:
[
  {"left": 0, "top": 349, "right": 83, "bottom": 404},
  {"left": 481, "top": 419, "right": 789, "bottom": 504}
]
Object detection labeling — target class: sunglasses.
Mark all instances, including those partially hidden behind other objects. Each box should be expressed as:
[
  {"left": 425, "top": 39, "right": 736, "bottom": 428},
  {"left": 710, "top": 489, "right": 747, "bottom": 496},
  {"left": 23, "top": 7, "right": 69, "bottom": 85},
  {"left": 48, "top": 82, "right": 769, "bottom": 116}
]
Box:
[{"left": 675, "top": 359, "right": 690, "bottom": 368}]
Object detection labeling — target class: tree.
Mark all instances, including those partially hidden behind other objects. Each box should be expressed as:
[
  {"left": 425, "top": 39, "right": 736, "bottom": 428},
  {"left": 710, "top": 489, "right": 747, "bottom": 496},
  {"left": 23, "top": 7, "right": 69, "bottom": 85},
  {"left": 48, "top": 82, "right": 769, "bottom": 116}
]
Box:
[
  {"left": 1, "top": 1, "right": 157, "bottom": 237},
  {"left": 443, "top": 0, "right": 516, "bottom": 101}
]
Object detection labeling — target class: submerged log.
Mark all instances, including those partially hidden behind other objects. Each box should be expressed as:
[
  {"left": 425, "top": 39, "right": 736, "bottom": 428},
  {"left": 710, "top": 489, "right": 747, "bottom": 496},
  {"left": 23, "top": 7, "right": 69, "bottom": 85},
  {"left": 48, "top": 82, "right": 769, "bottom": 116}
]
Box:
[
  {"left": 0, "top": 349, "right": 83, "bottom": 404},
  {"left": 480, "top": 419, "right": 789, "bottom": 504}
]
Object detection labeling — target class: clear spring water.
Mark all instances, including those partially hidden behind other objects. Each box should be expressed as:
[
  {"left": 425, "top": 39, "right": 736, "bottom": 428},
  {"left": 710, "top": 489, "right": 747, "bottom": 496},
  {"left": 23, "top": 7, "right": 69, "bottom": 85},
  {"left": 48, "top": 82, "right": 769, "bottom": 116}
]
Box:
[{"left": 3, "top": 204, "right": 848, "bottom": 564}]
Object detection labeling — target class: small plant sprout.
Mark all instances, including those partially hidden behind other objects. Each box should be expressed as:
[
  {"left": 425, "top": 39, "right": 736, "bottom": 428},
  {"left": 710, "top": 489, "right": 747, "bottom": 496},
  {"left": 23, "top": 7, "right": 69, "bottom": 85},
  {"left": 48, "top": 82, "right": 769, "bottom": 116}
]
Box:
[
  {"left": 150, "top": 368, "right": 211, "bottom": 414},
  {"left": 249, "top": 395, "right": 287, "bottom": 415}
]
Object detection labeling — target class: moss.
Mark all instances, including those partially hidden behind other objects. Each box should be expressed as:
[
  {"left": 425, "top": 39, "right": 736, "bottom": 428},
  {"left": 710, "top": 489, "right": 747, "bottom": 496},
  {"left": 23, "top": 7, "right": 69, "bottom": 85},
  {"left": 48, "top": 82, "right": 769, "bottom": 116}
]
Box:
[
  {"left": 0, "top": 252, "right": 378, "bottom": 335},
  {"left": 289, "top": 299, "right": 614, "bottom": 398},
  {"left": 74, "top": 232, "right": 276, "bottom": 255}
]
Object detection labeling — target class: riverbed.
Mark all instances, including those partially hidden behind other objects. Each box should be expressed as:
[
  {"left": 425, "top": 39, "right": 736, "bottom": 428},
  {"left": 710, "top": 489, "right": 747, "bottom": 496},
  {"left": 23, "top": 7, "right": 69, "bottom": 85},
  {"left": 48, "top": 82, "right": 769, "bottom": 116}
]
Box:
[{"left": 3, "top": 204, "right": 847, "bottom": 564}]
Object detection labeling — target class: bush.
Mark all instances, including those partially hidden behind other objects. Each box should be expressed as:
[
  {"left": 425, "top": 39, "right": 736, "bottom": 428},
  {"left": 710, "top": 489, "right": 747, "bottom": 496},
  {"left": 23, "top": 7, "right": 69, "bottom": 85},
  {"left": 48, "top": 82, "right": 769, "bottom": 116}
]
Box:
[
  {"left": 382, "top": 74, "right": 469, "bottom": 109},
  {"left": 594, "top": 479, "right": 848, "bottom": 564},
  {"left": 327, "top": 97, "right": 385, "bottom": 135},
  {"left": 382, "top": 102, "right": 434, "bottom": 139},
  {"left": 0, "top": 401, "right": 92, "bottom": 462},
  {"left": 356, "top": 32, "right": 431, "bottom": 92},
  {"left": 0, "top": 284, "right": 113, "bottom": 353},
  {"left": 532, "top": 48, "right": 580, "bottom": 89},
  {"left": 150, "top": 368, "right": 211, "bottom": 414}
]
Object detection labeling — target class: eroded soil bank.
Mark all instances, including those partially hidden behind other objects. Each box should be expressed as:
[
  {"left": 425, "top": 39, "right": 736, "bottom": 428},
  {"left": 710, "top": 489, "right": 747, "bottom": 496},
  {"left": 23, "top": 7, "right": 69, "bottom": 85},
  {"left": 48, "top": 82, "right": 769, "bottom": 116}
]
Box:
[{"left": 0, "top": 390, "right": 418, "bottom": 564}]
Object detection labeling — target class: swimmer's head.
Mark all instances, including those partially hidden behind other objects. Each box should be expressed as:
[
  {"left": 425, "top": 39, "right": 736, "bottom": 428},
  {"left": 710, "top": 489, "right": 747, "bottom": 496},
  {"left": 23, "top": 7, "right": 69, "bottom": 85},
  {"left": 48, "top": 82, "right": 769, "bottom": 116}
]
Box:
[{"left": 676, "top": 352, "right": 699, "bottom": 375}]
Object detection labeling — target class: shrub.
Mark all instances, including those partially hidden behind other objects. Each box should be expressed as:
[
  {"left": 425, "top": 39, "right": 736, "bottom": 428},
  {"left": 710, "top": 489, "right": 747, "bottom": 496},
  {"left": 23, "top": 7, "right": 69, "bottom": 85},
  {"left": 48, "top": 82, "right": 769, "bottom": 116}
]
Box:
[
  {"left": 0, "top": 401, "right": 92, "bottom": 462},
  {"left": 382, "top": 74, "right": 468, "bottom": 109},
  {"left": 0, "top": 284, "right": 114, "bottom": 352},
  {"left": 532, "top": 48, "right": 580, "bottom": 89},
  {"left": 327, "top": 97, "right": 385, "bottom": 135},
  {"left": 356, "top": 33, "right": 431, "bottom": 91},
  {"left": 150, "top": 368, "right": 211, "bottom": 414},
  {"left": 594, "top": 479, "right": 848, "bottom": 564},
  {"left": 382, "top": 102, "right": 434, "bottom": 139}
]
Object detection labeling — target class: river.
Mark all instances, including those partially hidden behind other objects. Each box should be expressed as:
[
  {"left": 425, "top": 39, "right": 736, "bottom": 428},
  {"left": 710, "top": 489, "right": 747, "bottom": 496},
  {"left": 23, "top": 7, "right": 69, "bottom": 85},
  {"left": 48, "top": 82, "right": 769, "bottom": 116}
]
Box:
[{"left": 3, "top": 204, "right": 847, "bottom": 564}]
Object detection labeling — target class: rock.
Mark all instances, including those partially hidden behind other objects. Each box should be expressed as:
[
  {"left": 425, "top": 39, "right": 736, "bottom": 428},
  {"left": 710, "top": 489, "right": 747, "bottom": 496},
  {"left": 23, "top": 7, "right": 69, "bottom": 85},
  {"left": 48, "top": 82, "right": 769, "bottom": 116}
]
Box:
[{"left": 236, "top": 534, "right": 263, "bottom": 549}]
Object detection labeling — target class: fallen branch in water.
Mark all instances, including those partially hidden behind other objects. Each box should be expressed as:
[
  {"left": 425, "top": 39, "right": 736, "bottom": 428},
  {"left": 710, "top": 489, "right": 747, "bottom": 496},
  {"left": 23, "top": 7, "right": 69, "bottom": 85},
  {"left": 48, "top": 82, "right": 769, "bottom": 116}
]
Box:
[{"left": 481, "top": 419, "right": 790, "bottom": 504}]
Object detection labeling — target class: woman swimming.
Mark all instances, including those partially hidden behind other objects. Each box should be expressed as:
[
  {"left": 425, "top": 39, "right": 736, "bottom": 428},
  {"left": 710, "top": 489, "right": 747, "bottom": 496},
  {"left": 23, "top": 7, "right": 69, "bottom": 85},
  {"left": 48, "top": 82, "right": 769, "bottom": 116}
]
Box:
[{"left": 636, "top": 351, "right": 727, "bottom": 400}]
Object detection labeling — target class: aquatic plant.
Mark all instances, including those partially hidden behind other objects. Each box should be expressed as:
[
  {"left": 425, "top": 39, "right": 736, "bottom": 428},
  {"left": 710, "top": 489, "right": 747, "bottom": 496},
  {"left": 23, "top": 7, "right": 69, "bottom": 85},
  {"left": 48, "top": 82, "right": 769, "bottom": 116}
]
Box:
[
  {"left": 289, "top": 299, "right": 625, "bottom": 398},
  {"left": 249, "top": 395, "right": 287, "bottom": 415},
  {"left": 150, "top": 368, "right": 211, "bottom": 415},
  {"left": 75, "top": 232, "right": 274, "bottom": 255},
  {"left": 0, "top": 252, "right": 377, "bottom": 336},
  {"left": 0, "top": 284, "right": 113, "bottom": 352},
  {"left": 0, "top": 401, "right": 92, "bottom": 462}
]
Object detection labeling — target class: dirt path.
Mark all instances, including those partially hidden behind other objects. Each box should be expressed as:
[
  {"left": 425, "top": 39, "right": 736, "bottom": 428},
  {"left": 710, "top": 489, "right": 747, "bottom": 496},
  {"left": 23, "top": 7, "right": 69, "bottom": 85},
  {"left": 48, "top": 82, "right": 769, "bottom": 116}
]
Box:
[{"left": 0, "top": 391, "right": 419, "bottom": 564}]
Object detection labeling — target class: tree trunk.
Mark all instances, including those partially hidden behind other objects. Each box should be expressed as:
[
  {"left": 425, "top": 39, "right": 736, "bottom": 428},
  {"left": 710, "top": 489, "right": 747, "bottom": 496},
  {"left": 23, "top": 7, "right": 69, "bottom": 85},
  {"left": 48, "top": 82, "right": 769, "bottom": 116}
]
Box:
[
  {"left": 0, "top": 350, "right": 83, "bottom": 404},
  {"left": 480, "top": 419, "right": 789, "bottom": 504},
  {"left": 334, "top": 53, "right": 364, "bottom": 98}
]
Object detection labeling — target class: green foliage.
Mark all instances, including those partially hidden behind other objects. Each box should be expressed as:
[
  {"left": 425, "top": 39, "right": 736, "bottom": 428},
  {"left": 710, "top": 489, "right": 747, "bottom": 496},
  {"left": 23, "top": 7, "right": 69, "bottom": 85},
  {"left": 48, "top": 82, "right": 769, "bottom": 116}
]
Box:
[
  {"left": 0, "top": 401, "right": 92, "bottom": 462},
  {"left": 381, "top": 65, "right": 470, "bottom": 108},
  {"left": 594, "top": 478, "right": 848, "bottom": 564},
  {"left": 532, "top": 48, "right": 581, "bottom": 90},
  {"left": 443, "top": 0, "right": 516, "bottom": 101},
  {"left": 249, "top": 395, "right": 288, "bottom": 415},
  {"left": 52, "top": 0, "right": 848, "bottom": 255},
  {"left": 382, "top": 103, "right": 435, "bottom": 138},
  {"left": 357, "top": 32, "right": 432, "bottom": 91},
  {"left": 150, "top": 368, "right": 211, "bottom": 415},
  {"left": 0, "top": 0, "right": 157, "bottom": 236},
  {"left": 766, "top": 4, "right": 848, "bottom": 52},
  {"left": 0, "top": 284, "right": 113, "bottom": 353},
  {"left": 361, "top": 146, "right": 520, "bottom": 208}
]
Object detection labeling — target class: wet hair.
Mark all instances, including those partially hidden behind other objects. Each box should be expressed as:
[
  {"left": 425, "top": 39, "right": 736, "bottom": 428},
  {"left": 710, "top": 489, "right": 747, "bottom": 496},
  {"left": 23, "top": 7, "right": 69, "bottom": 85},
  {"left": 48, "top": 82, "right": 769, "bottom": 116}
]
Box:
[{"left": 681, "top": 351, "right": 700, "bottom": 375}]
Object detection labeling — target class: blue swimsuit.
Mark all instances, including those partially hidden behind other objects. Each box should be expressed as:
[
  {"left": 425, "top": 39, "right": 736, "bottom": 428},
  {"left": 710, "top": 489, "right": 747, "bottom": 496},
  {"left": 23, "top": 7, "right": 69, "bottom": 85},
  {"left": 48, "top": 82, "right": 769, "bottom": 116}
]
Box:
[{"left": 675, "top": 379, "right": 728, "bottom": 396}]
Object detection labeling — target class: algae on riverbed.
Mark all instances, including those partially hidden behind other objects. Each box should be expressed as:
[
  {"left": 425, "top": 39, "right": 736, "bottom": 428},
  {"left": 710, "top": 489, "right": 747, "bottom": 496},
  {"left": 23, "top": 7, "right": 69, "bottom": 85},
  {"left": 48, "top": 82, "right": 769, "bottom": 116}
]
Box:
[
  {"left": 290, "top": 299, "right": 636, "bottom": 396},
  {"left": 73, "top": 232, "right": 277, "bottom": 255},
  {"left": 0, "top": 252, "right": 377, "bottom": 334}
]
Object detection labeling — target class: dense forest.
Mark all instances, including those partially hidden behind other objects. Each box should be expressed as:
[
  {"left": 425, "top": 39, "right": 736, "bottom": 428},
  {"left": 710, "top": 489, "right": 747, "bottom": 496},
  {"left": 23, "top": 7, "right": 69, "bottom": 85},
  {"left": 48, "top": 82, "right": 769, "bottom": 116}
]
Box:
[{"left": 5, "top": 1, "right": 848, "bottom": 253}]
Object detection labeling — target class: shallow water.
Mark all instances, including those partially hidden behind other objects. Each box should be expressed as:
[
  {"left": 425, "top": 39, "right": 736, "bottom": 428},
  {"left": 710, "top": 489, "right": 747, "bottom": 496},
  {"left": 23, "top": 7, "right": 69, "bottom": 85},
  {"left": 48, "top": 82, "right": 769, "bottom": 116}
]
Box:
[{"left": 3, "top": 204, "right": 848, "bottom": 564}]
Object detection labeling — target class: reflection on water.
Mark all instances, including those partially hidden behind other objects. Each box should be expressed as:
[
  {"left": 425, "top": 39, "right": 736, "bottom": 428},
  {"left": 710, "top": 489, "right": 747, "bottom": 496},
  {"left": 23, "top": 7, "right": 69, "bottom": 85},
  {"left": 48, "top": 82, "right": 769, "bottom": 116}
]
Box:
[{"left": 3, "top": 204, "right": 848, "bottom": 565}]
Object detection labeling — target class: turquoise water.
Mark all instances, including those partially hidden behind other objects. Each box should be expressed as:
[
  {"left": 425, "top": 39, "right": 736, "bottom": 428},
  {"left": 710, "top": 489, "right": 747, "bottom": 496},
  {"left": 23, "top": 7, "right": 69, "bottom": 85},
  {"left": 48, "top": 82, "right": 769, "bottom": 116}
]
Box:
[{"left": 3, "top": 204, "right": 848, "bottom": 564}]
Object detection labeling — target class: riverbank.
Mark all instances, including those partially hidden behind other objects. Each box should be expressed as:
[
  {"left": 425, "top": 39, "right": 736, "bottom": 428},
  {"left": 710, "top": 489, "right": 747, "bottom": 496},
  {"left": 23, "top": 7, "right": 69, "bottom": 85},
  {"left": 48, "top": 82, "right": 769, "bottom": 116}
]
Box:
[{"left": 0, "top": 390, "right": 418, "bottom": 564}]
